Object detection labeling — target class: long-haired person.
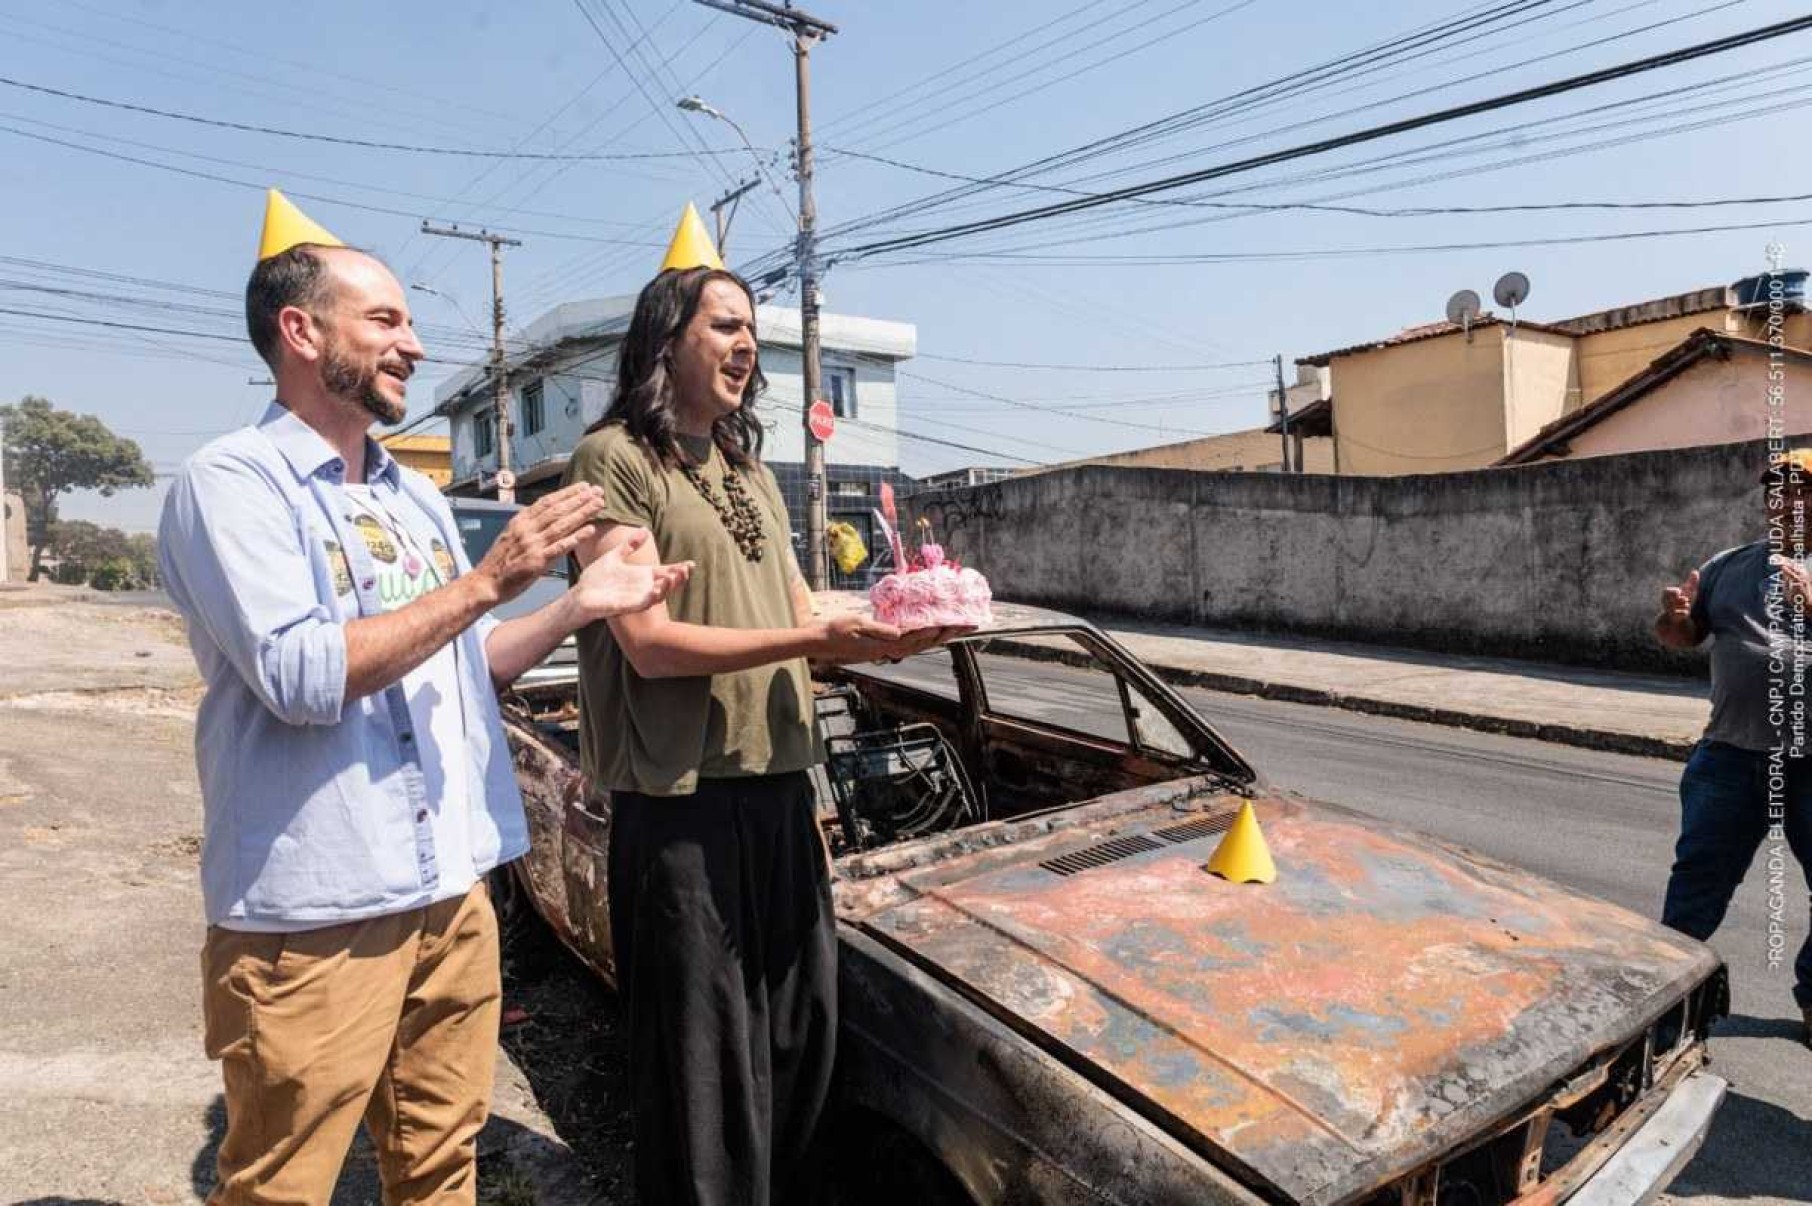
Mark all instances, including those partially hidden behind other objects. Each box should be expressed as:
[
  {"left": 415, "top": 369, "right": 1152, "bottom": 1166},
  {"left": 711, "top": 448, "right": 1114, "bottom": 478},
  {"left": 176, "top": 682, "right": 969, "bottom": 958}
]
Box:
[{"left": 563, "top": 220, "right": 959, "bottom": 1204}]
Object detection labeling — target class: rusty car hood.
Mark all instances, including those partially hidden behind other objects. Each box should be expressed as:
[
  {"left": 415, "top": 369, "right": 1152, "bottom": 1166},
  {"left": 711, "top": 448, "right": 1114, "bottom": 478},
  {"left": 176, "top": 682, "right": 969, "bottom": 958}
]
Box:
[{"left": 857, "top": 793, "right": 1718, "bottom": 1205}]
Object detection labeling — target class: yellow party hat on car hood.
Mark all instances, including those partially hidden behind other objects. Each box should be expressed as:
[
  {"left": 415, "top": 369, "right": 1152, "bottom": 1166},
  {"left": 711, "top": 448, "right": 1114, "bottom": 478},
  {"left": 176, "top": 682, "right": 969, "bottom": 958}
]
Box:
[
  {"left": 258, "top": 188, "right": 344, "bottom": 262},
  {"left": 1205, "top": 801, "right": 1277, "bottom": 884},
  {"left": 658, "top": 202, "right": 725, "bottom": 272}
]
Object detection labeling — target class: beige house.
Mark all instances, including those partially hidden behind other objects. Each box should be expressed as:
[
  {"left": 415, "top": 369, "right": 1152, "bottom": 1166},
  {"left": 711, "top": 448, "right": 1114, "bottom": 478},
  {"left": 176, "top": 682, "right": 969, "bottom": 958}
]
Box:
[
  {"left": 1068, "top": 424, "right": 1336, "bottom": 474},
  {"left": 1498, "top": 330, "right": 1812, "bottom": 465},
  {"left": 1301, "top": 276, "right": 1812, "bottom": 475},
  {"left": 377, "top": 432, "right": 452, "bottom": 488}
]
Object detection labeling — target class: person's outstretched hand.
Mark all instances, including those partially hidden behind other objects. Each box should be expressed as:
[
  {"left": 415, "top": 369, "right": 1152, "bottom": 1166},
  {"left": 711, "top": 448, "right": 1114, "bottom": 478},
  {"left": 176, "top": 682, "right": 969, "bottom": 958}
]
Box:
[{"left": 573, "top": 527, "right": 693, "bottom": 620}]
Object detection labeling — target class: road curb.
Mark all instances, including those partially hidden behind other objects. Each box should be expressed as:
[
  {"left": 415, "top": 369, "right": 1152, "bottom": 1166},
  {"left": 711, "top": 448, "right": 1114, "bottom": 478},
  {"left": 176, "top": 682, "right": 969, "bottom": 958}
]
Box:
[{"left": 1126, "top": 658, "right": 1699, "bottom": 763}]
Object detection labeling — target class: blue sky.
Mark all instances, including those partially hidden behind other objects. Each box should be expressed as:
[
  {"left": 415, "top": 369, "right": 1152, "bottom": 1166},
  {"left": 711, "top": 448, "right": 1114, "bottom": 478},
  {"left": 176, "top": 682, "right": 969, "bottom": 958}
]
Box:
[{"left": 0, "top": 0, "right": 1801, "bottom": 533}]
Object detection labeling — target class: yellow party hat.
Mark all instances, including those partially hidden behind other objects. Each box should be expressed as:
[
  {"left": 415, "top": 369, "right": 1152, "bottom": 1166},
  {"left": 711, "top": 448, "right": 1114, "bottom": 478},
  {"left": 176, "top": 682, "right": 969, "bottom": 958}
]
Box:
[
  {"left": 1206, "top": 801, "right": 1277, "bottom": 884},
  {"left": 658, "top": 202, "right": 725, "bottom": 273},
  {"left": 258, "top": 188, "right": 344, "bottom": 262}
]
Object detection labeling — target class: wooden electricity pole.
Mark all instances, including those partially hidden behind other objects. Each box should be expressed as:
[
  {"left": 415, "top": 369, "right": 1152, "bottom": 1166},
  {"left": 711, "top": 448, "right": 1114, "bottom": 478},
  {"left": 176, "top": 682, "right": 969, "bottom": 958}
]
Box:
[
  {"left": 709, "top": 178, "right": 760, "bottom": 255},
  {"left": 694, "top": 0, "right": 838, "bottom": 586},
  {"left": 420, "top": 222, "right": 523, "bottom": 502}
]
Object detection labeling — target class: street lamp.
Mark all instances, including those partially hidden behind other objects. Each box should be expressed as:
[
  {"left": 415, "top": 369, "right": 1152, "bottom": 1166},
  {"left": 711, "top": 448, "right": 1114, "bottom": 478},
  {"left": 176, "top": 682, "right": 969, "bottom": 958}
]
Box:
[
  {"left": 677, "top": 78, "right": 831, "bottom": 589},
  {"left": 676, "top": 95, "right": 794, "bottom": 232},
  {"left": 410, "top": 282, "right": 490, "bottom": 343}
]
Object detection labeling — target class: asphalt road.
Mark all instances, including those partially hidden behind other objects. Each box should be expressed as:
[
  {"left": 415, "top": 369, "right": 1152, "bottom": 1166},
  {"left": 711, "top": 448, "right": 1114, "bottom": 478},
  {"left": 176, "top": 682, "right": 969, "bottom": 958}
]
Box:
[{"left": 878, "top": 654, "right": 1812, "bottom": 1205}]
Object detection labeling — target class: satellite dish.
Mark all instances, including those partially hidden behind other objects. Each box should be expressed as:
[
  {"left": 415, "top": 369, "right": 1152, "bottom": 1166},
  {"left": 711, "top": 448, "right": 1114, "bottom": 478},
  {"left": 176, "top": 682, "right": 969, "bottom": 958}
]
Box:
[
  {"left": 1494, "top": 271, "right": 1531, "bottom": 310},
  {"left": 1445, "top": 289, "right": 1482, "bottom": 339}
]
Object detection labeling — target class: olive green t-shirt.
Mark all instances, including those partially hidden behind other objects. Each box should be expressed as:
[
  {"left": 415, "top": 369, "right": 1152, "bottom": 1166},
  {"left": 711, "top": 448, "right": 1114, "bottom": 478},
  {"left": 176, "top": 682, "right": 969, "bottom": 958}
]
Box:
[{"left": 563, "top": 423, "right": 821, "bottom": 796}]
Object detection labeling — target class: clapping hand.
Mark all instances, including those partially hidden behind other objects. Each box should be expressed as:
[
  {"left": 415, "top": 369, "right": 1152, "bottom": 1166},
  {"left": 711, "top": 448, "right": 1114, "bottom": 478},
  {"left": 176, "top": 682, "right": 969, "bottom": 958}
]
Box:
[
  {"left": 574, "top": 528, "right": 693, "bottom": 620},
  {"left": 473, "top": 483, "right": 607, "bottom": 605}
]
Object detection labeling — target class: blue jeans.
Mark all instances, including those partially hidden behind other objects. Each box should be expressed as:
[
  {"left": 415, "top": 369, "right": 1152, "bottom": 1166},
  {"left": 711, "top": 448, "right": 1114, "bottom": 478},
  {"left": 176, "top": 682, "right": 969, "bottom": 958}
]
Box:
[{"left": 1662, "top": 740, "right": 1812, "bottom": 1008}]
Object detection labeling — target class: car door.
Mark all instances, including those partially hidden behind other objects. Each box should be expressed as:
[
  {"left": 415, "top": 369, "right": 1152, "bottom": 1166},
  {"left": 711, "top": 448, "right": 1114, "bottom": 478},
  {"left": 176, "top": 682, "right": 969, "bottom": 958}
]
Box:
[{"left": 963, "top": 629, "right": 1225, "bottom": 818}]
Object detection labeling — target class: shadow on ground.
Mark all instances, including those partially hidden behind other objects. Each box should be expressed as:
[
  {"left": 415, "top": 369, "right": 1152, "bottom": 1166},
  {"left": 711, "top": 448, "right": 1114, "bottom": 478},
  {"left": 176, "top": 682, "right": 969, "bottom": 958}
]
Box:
[
  {"left": 1671, "top": 1086, "right": 1812, "bottom": 1200},
  {"left": 1710, "top": 1012, "right": 1807, "bottom": 1042},
  {"left": 490, "top": 923, "right": 636, "bottom": 1205}
]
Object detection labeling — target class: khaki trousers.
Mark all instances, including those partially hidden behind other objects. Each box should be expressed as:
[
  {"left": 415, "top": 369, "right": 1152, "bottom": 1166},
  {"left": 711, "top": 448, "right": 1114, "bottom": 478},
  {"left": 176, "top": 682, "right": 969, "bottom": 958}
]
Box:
[{"left": 201, "top": 881, "right": 502, "bottom": 1205}]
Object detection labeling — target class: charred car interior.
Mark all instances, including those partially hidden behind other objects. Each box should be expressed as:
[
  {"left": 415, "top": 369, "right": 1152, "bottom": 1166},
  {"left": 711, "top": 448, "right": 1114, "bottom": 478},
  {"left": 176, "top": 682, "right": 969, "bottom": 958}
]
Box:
[{"left": 495, "top": 595, "right": 1729, "bottom": 1206}]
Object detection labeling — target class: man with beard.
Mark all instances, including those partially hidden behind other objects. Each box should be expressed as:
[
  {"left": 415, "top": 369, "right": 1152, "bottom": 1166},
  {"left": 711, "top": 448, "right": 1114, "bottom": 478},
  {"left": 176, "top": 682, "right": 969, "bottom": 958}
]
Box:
[{"left": 157, "top": 190, "right": 693, "bottom": 1203}]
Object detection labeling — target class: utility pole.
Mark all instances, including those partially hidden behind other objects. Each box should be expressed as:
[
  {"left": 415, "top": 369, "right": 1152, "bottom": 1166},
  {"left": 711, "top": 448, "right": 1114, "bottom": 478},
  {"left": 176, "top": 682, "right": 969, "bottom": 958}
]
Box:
[
  {"left": 709, "top": 178, "right": 760, "bottom": 255},
  {"left": 0, "top": 411, "right": 9, "bottom": 585},
  {"left": 420, "top": 221, "right": 523, "bottom": 502},
  {"left": 1273, "top": 353, "right": 1293, "bottom": 474},
  {"left": 695, "top": 0, "right": 838, "bottom": 587}
]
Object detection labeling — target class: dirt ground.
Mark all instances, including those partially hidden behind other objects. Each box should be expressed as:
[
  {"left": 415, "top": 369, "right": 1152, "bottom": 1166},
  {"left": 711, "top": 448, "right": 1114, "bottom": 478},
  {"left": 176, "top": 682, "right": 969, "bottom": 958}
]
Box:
[{"left": 0, "top": 584, "right": 635, "bottom": 1205}]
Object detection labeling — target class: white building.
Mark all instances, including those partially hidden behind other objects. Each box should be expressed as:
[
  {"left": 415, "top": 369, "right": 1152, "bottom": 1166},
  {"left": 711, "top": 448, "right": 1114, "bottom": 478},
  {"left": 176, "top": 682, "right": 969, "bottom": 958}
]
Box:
[{"left": 433, "top": 295, "right": 918, "bottom": 580}]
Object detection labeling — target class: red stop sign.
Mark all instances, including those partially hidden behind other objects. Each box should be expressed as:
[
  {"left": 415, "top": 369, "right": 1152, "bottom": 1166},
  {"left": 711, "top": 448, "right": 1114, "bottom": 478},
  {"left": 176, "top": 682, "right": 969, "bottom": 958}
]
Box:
[{"left": 808, "top": 399, "right": 836, "bottom": 443}]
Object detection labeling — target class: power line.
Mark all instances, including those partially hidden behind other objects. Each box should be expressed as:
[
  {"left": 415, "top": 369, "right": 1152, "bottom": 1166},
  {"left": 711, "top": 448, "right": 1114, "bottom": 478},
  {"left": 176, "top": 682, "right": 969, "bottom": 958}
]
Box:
[
  {"left": 827, "top": 143, "right": 1812, "bottom": 219},
  {"left": 911, "top": 352, "right": 1272, "bottom": 371},
  {"left": 932, "top": 75, "right": 1812, "bottom": 261},
  {"left": 0, "top": 305, "right": 474, "bottom": 370},
  {"left": 806, "top": 0, "right": 1581, "bottom": 251},
  {"left": 0, "top": 121, "right": 672, "bottom": 246},
  {"left": 800, "top": 3, "right": 1778, "bottom": 258},
  {"left": 394, "top": 0, "right": 697, "bottom": 276},
  {"left": 47, "top": 0, "right": 533, "bottom": 131},
  {"left": 837, "top": 12, "right": 1812, "bottom": 261},
  {"left": 864, "top": 215, "right": 1812, "bottom": 268},
  {"left": 0, "top": 73, "right": 759, "bottom": 161},
  {"left": 0, "top": 106, "right": 682, "bottom": 227},
  {"left": 815, "top": 0, "right": 1118, "bottom": 137},
  {"left": 831, "top": 0, "right": 1263, "bottom": 151},
  {"left": 1015, "top": 0, "right": 1748, "bottom": 206},
  {"left": 565, "top": 0, "right": 746, "bottom": 192},
  {"left": 0, "top": 10, "right": 525, "bottom": 149},
  {"left": 987, "top": 55, "right": 1812, "bottom": 257},
  {"left": 505, "top": 25, "right": 766, "bottom": 311},
  {"left": 896, "top": 368, "right": 1221, "bottom": 438},
  {"left": 0, "top": 306, "right": 242, "bottom": 342}
]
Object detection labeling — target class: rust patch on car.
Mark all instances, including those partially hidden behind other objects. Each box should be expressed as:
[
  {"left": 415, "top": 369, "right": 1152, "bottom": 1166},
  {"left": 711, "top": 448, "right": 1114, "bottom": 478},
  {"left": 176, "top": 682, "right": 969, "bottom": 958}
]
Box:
[{"left": 860, "top": 796, "right": 1717, "bottom": 1203}]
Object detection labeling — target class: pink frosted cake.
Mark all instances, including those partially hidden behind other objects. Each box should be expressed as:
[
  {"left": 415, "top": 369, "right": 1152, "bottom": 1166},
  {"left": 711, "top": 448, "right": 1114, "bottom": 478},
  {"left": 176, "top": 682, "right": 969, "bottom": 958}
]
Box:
[{"left": 871, "top": 544, "right": 994, "bottom": 630}]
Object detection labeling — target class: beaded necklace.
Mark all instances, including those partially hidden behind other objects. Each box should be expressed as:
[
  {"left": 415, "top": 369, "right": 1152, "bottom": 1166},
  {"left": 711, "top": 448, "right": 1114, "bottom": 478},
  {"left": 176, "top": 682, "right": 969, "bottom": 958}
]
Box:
[{"left": 677, "top": 435, "right": 767, "bottom": 563}]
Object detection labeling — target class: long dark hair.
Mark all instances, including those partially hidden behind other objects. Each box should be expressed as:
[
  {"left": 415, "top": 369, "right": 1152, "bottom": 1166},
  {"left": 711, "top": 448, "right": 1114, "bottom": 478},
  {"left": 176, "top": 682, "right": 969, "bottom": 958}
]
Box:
[{"left": 588, "top": 266, "right": 767, "bottom": 470}]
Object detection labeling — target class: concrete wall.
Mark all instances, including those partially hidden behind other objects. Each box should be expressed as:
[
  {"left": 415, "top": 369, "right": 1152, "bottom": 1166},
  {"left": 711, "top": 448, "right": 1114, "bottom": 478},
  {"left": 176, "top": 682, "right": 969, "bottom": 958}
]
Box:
[
  {"left": 910, "top": 440, "right": 1781, "bottom": 672},
  {"left": 1330, "top": 325, "right": 1510, "bottom": 475}
]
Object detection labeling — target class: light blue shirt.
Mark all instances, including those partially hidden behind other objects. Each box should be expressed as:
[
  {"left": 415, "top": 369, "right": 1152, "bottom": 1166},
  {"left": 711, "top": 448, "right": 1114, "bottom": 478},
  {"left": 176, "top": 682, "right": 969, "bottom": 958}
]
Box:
[{"left": 158, "top": 401, "right": 527, "bottom": 928}]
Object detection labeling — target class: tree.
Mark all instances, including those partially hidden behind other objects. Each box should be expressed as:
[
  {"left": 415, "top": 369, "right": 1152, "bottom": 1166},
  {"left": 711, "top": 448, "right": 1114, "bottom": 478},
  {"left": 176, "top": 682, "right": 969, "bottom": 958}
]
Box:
[
  {"left": 126, "top": 532, "right": 160, "bottom": 589},
  {"left": 0, "top": 396, "right": 154, "bottom": 580},
  {"left": 41, "top": 520, "right": 159, "bottom": 590}
]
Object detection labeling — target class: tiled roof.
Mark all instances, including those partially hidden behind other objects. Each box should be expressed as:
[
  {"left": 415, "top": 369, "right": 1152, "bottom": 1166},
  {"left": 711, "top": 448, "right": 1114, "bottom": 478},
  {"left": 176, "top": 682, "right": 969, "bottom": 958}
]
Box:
[
  {"left": 1298, "top": 314, "right": 1572, "bottom": 366},
  {"left": 1299, "top": 285, "right": 1732, "bottom": 367}
]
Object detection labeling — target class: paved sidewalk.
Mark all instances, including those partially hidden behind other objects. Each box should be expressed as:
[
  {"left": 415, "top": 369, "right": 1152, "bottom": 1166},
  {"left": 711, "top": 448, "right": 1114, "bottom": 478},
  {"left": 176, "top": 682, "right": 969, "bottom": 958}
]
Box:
[{"left": 1094, "top": 618, "right": 1711, "bottom": 761}]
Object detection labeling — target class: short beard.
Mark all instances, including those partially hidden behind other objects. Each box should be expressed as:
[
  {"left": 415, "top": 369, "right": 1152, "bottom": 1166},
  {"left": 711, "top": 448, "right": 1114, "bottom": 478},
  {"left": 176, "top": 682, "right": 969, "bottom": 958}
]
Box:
[{"left": 321, "top": 338, "right": 405, "bottom": 425}]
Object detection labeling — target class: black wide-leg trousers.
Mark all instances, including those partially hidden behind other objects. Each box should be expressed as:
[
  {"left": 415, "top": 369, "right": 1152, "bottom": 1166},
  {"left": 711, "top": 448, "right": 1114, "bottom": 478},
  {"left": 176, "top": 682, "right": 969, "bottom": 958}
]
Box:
[{"left": 608, "top": 772, "right": 838, "bottom": 1206}]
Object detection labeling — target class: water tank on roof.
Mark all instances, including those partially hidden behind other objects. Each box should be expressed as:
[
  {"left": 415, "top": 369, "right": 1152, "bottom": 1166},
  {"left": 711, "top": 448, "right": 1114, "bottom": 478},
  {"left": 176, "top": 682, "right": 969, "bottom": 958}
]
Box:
[{"left": 1731, "top": 268, "right": 1808, "bottom": 310}]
